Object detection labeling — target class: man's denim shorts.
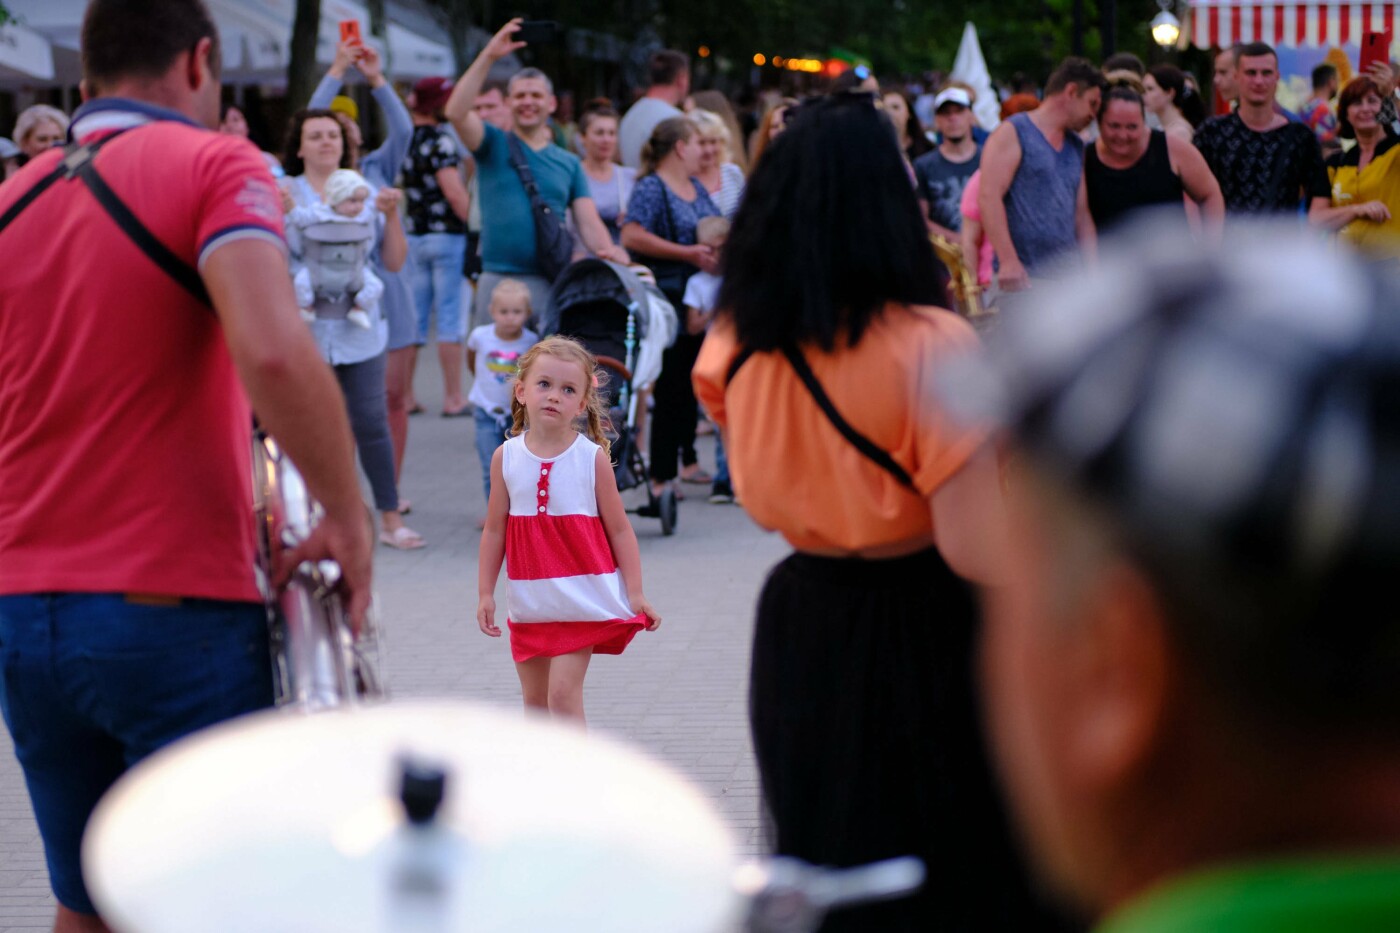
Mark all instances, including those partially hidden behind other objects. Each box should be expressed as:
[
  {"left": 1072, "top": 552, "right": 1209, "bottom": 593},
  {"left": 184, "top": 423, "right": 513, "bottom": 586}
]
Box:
[{"left": 0, "top": 593, "right": 273, "bottom": 914}]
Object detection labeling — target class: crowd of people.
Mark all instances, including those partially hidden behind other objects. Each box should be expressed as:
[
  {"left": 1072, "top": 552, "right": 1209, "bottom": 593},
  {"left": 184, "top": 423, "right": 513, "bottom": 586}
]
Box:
[
  {"left": 3, "top": 1, "right": 1400, "bottom": 931},
  {"left": 8, "top": 27, "right": 1397, "bottom": 543}
]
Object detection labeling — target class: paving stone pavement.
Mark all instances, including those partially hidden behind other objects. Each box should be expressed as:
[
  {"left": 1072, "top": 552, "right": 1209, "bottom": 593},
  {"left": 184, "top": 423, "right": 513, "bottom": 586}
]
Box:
[{"left": 0, "top": 349, "right": 788, "bottom": 928}]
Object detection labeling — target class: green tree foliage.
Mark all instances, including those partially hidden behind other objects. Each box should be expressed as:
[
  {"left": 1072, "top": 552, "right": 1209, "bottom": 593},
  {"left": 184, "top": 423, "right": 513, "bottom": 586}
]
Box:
[{"left": 423, "top": 0, "right": 1175, "bottom": 88}]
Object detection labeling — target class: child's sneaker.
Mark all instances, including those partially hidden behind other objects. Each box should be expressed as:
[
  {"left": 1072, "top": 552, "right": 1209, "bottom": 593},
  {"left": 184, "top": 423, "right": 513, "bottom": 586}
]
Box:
[
  {"left": 708, "top": 479, "right": 734, "bottom": 504},
  {"left": 347, "top": 308, "right": 372, "bottom": 329}
]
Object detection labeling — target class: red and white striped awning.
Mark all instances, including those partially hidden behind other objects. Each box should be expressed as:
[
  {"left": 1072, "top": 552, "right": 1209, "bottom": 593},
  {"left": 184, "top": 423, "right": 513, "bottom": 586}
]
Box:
[{"left": 1189, "top": 1, "right": 1397, "bottom": 49}]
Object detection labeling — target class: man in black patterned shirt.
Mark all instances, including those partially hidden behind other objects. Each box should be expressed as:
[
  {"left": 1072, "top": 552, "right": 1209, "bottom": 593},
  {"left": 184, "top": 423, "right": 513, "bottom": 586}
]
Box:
[{"left": 1194, "top": 42, "right": 1330, "bottom": 216}]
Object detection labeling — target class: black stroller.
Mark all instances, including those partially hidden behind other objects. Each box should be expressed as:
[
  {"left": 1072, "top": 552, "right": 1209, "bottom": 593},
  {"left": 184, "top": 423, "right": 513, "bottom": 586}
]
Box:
[{"left": 542, "top": 259, "right": 681, "bottom": 534}]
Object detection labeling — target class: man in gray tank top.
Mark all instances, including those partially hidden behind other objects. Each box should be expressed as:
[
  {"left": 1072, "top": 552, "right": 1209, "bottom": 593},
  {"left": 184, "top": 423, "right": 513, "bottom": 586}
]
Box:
[{"left": 979, "top": 58, "right": 1106, "bottom": 293}]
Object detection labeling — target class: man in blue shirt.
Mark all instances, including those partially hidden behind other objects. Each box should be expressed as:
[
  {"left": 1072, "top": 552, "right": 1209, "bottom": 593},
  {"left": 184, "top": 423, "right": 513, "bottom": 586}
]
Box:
[{"left": 446, "top": 19, "right": 627, "bottom": 328}]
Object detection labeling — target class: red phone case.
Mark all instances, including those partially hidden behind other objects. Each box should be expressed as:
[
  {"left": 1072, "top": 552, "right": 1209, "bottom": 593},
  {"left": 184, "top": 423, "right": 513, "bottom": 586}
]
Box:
[
  {"left": 1360, "top": 31, "right": 1391, "bottom": 73},
  {"left": 339, "top": 20, "right": 363, "bottom": 47}
]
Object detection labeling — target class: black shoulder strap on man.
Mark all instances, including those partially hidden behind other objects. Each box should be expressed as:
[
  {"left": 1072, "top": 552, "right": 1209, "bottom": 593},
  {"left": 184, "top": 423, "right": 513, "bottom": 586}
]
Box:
[
  {"left": 0, "top": 129, "right": 211, "bottom": 307},
  {"left": 725, "top": 343, "right": 918, "bottom": 491}
]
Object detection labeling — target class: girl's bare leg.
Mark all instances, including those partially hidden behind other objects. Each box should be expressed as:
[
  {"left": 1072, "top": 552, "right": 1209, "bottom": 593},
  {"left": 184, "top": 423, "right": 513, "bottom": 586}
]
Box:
[
  {"left": 514, "top": 656, "right": 551, "bottom": 712},
  {"left": 546, "top": 648, "right": 594, "bottom": 725}
]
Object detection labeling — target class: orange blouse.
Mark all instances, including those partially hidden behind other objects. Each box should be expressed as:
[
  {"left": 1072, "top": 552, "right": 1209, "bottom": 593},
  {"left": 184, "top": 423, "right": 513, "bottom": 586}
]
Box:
[{"left": 692, "top": 303, "right": 986, "bottom": 553}]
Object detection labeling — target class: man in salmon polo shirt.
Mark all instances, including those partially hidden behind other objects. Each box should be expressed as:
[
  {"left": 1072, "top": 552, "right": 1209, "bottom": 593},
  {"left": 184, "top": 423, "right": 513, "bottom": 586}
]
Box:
[
  {"left": 943, "top": 225, "right": 1400, "bottom": 933},
  {"left": 0, "top": 1, "right": 371, "bottom": 929}
]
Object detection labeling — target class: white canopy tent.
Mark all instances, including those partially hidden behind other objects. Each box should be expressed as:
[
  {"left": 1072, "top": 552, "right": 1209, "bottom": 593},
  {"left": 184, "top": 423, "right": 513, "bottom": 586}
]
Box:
[
  {"left": 0, "top": 20, "right": 56, "bottom": 83},
  {"left": 949, "top": 22, "right": 1001, "bottom": 131}
]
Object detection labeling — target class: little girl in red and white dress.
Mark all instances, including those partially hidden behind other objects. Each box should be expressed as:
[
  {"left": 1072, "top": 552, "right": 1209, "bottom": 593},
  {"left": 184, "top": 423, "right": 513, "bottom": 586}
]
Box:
[{"left": 477, "top": 336, "right": 661, "bottom": 723}]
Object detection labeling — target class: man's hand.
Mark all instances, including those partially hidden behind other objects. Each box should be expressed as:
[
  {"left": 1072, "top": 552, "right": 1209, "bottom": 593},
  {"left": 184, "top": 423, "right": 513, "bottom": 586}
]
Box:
[
  {"left": 597, "top": 244, "right": 630, "bottom": 264},
  {"left": 356, "top": 45, "right": 386, "bottom": 88},
  {"left": 375, "top": 187, "right": 403, "bottom": 213},
  {"left": 277, "top": 508, "right": 375, "bottom": 635},
  {"left": 484, "top": 18, "right": 528, "bottom": 62},
  {"left": 997, "top": 256, "right": 1030, "bottom": 293}
]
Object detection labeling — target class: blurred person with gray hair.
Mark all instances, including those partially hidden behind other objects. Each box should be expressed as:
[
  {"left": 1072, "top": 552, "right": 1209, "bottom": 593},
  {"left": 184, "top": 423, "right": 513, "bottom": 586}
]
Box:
[
  {"left": 940, "top": 220, "right": 1400, "bottom": 932},
  {"left": 12, "top": 104, "right": 68, "bottom": 166}
]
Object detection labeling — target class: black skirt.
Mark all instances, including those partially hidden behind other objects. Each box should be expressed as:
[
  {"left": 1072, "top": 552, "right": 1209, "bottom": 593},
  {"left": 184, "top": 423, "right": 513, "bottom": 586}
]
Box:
[{"left": 750, "top": 548, "right": 1077, "bottom": 932}]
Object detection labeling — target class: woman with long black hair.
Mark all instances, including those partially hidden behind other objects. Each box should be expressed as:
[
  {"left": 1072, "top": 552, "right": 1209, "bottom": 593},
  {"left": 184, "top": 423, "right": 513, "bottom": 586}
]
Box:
[{"left": 693, "top": 93, "right": 1073, "bottom": 932}]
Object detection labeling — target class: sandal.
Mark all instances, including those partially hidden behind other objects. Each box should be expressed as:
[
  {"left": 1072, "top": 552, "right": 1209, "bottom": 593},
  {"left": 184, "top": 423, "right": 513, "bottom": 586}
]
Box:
[
  {"left": 679, "top": 467, "right": 713, "bottom": 485},
  {"left": 379, "top": 526, "right": 426, "bottom": 550}
]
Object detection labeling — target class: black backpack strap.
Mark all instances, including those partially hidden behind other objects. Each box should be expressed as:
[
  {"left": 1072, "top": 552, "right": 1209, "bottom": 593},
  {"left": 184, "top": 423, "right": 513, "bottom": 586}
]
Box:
[
  {"left": 0, "top": 129, "right": 210, "bottom": 307},
  {"left": 779, "top": 343, "right": 918, "bottom": 490}
]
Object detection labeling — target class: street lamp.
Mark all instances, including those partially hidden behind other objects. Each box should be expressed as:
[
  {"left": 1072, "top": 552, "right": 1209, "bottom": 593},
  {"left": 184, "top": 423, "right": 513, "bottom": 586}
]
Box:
[{"left": 1151, "top": 2, "right": 1181, "bottom": 48}]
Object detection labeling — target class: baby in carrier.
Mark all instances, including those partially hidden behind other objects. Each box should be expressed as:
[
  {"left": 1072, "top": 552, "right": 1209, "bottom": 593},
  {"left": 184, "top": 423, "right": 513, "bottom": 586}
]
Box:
[{"left": 288, "top": 169, "right": 382, "bottom": 329}]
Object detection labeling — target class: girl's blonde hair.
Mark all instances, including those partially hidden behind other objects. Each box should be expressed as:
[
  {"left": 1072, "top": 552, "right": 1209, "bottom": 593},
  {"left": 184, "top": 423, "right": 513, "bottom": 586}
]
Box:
[
  {"left": 490, "top": 277, "right": 533, "bottom": 313},
  {"left": 508, "top": 336, "right": 612, "bottom": 455}
]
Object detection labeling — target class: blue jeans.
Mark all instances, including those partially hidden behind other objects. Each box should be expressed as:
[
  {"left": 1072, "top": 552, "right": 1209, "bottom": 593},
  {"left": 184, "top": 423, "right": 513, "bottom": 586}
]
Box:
[
  {"left": 408, "top": 232, "right": 467, "bottom": 343},
  {"left": 474, "top": 407, "right": 511, "bottom": 501},
  {"left": 0, "top": 594, "right": 272, "bottom": 913}
]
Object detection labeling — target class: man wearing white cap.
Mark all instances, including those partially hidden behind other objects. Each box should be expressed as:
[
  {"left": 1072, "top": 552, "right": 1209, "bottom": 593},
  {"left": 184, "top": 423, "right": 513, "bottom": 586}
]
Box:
[{"left": 913, "top": 86, "right": 983, "bottom": 241}]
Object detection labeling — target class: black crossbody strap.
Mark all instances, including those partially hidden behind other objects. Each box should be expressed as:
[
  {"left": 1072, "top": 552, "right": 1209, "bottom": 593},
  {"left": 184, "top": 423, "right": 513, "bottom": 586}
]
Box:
[
  {"left": 0, "top": 129, "right": 210, "bottom": 307},
  {"left": 0, "top": 135, "right": 122, "bottom": 236},
  {"left": 75, "top": 157, "right": 211, "bottom": 305},
  {"left": 779, "top": 344, "right": 917, "bottom": 490},
  {"left": 505, "top": 132, "right": 546, "bottom": 206}
]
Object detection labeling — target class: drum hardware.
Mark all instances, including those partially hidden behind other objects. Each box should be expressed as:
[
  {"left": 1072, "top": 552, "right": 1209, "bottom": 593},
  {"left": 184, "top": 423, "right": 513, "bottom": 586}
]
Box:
[
  {"left": 252, "top": 429, "right": 386, "bottom": 709},
  {"left": 737, "top": 856, "right": 926, "bottom": 933},
  {"left": 83, "top": 701, "right": 924, "bottom": 932}
]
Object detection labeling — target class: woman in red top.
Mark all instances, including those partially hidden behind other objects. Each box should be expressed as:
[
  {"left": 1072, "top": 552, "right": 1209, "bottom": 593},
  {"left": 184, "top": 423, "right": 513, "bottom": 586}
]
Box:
[{"left": 693, "top": 94, "right": 1073, "bottom": 931}]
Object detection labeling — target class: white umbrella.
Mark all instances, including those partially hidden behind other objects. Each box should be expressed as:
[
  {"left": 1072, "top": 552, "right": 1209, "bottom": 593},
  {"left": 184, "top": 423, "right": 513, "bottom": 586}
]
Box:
[{"left": 950, "top": 22, "right": 1000, "bottom": 131}]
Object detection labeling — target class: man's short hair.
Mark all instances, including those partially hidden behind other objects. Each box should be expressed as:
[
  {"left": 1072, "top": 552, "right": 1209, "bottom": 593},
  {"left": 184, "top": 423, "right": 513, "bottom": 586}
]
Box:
[
  {"left": 1237, "top": 41, "right": 1278, "bottom": 63},
  {"left": 648, "top": 50, "right": 690, "bottom": 88},
  {"left": 480, "top": 79, "right": 509, "bottom": 99},
  {"left": 1101, "top": 52, "right": 1146, "bottom": 77},
  {"left": 1045, "top": 57, "right": 1108, "bottom": 96},
  {"left": 1312, "top": 63, "right": 1339, "bottom": 89},
  {"left": 81, "top": 0, "right": 220, "bottom": 92},
  {"left": 507, "top": 67, "right": 554, "bottom": 96}
]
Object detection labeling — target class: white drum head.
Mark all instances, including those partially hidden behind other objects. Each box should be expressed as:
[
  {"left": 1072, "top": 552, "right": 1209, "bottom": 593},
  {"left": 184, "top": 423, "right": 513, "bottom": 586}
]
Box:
[{"left": 83, "top": 700, "right": 741, "bottom": 932}]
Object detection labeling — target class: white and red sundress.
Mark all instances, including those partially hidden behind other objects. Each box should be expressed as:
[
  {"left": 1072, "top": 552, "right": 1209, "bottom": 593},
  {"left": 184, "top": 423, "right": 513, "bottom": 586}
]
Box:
[{"left": 503, "top": 432, "right": 646, "bottom": 661}]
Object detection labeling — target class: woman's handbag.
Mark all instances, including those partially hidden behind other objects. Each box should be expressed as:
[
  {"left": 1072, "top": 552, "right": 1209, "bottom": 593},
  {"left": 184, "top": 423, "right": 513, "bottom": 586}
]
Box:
[{"left": 505, "top": 133, "right": 574, "bottom": 282}]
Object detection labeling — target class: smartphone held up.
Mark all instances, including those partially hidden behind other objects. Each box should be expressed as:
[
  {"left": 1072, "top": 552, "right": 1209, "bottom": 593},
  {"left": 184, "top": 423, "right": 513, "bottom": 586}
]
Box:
[
  {"left": 339, "top": 19, "right": 363, "bottom": 47},
  {"left": 515, "top": 20, "right": 560, "bottom": 45}
]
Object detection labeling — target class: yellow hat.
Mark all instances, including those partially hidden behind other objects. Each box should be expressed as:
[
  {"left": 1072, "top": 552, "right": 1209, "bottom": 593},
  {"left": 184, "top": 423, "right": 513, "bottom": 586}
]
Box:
[{"left": 330, "top": 95, "right": 359, "bottom": 122}]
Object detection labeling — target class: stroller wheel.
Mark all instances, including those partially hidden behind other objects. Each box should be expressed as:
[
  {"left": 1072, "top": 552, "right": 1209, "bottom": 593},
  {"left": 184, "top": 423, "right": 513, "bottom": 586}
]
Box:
[{"left": 659, "top": 487, "right": 678, "bottom": 536}]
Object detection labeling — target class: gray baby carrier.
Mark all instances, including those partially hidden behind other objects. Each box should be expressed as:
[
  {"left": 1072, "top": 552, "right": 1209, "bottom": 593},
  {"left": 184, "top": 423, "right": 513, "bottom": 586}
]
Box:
[{"left": 303, "top": 218, "right": 373, "bottom": 319}]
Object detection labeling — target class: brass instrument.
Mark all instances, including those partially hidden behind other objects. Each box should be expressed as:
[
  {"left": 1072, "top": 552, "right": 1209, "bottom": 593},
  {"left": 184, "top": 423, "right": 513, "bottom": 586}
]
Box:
[
  {"left": 931, "top": 232, "right": 989, "bottom": 321},
  {"left": 253, "top": 429, "right": 386, "bottom": 709}
]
